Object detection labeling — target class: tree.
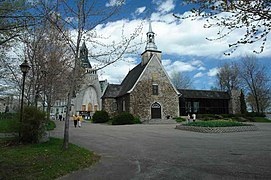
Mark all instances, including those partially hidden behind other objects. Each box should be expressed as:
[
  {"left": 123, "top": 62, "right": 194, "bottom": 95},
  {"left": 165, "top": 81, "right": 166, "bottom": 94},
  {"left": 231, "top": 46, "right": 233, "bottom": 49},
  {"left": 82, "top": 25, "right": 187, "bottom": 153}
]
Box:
[
  {"left": 0, "top": 0, "right": 36, "bottom": 46},
  {"left": 39, "top": 0, "right": 142, "bottom": 149},
  {"left": 240, "top": 89, "right": 247, "bottom": 114},
  {"left": 239, "top": 55, "right": 270, "bottom": 113},
  {"left": 170, "top": 70, "right": 192, "bottom": 89},
  {"left": 216, "top": 62, "right": 240, "bottom": 91},
  {"left": 175, "top": 0, "right": 271, "bottom": 55}
]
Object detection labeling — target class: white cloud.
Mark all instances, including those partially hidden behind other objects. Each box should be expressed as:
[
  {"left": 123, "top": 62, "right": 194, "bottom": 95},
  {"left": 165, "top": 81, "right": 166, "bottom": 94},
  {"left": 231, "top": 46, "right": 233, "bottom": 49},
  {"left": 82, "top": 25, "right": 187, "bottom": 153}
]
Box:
[
  {"left": 194, "top": 72, "right": 204, "bottom": 78},
  {"left": 98, "top": 57, "right": 137, "bottom": 84},
  {"left": 105, "top": 0, "right": 125, "bottom": 7},
  {"left": 207, "top": 68, "right": 219, "bottom": 77},
  {"left": 154, "top": 0, "right": 175, "bottom": 14},
  {"left": 135, "top": 6, "right": 146, "bottom": 15}
]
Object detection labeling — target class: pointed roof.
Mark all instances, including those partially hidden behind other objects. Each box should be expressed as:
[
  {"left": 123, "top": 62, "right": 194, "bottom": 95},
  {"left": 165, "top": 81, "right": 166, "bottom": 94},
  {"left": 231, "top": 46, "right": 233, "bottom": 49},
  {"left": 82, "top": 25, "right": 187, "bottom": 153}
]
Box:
[
  {"left": 145, "top": 20, "right": 158, "bottom": 51},
  {"left": 80, "top": 41, "right": 92, "bottom": 69}
]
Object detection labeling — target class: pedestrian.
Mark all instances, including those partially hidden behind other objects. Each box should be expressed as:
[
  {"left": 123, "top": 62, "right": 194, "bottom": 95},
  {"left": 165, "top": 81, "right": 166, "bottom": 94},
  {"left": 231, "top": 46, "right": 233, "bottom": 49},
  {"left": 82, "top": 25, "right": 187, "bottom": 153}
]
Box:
[
  {"left": 192, "top": 113, "right": 196, "bottom": 122},
  {"left": 59, "top": 114, "right": 63, "bottom": 121},
  {"left": 73, "top": 114, "right": 78, "bottom": 127},
  {"left": 187, "top": 114, "right": 190, "bottom": 123},
  {"left": 78, "top": 115, "right": 83, "bottom": 127}
]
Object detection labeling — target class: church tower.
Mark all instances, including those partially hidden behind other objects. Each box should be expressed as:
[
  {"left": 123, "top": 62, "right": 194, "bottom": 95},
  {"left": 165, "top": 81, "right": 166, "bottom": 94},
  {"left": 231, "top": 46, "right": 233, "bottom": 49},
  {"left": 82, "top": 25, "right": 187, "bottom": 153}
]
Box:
[
  {"left": 141, "top": 20, "right": 162, "bottom": 66},
  {"left": 72, "top": 42, "right": 102, "bottom": 118}
]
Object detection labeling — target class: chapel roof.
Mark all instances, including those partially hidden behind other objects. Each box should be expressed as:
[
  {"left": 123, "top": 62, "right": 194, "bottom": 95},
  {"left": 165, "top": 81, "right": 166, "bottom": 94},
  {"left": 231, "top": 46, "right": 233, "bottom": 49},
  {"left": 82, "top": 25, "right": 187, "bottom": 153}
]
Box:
[
  {"left": 178, "top": 89, "right": 230, "bottom": 99},
  {"left": 102, "top": 84, "right": 121, "bottom": 98}
]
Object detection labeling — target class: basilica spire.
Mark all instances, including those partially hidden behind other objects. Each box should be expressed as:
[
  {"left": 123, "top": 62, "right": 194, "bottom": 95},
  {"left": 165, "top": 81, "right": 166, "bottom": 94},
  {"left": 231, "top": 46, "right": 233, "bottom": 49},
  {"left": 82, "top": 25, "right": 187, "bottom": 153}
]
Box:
[
  {"left": 145, "top": 20, "right": 158, "bottom": 51},
  {"left": 80, "top": 41, "right": 92, "bottom": 69}
]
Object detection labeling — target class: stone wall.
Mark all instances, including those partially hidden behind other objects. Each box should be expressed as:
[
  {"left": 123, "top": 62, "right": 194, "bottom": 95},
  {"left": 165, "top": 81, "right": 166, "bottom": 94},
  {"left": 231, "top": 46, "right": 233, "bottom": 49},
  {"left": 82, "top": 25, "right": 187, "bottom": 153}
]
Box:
[
  {"left": 229, "top": 90, "right": 241, "bottom": 114},
  {"left": 129, "top": 55, "right": 179, "bottom": 121},
  {"left": 102, "top": 98, "right": 117, "bottom": 117}
]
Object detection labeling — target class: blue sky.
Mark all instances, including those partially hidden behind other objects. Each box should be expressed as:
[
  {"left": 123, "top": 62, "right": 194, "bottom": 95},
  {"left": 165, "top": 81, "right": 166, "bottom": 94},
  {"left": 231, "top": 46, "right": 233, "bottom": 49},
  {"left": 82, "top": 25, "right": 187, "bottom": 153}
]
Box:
[{"left": 89, "top": 0, "right": 271, "bottom": 90}]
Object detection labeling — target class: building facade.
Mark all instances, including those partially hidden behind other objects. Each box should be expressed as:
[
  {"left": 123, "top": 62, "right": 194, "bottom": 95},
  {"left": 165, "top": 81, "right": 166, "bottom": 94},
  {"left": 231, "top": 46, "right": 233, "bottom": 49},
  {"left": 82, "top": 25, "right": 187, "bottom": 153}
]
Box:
[
  {"left": 102, "top": 22, "right": 180, "bottom": 121},
  {"left": 50, "top": 42, "right": 105, "bottom": 119}
]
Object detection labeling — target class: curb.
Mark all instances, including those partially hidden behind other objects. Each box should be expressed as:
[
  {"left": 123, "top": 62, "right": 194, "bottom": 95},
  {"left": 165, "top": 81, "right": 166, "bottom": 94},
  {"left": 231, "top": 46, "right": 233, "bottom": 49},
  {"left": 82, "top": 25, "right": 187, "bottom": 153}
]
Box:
[{"left": 175, "top": 124, "right": 257, "bottom": 133}]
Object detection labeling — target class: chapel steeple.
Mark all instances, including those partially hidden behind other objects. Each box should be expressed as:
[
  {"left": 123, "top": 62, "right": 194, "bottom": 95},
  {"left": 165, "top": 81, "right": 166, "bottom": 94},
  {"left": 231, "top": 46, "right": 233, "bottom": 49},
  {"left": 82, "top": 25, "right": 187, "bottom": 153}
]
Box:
[
  {"left": 141, "top": 20, "right": 162, "bottom": 66},
  {"left": 145, "top": 20, "right": 157, "bottom": 51}
]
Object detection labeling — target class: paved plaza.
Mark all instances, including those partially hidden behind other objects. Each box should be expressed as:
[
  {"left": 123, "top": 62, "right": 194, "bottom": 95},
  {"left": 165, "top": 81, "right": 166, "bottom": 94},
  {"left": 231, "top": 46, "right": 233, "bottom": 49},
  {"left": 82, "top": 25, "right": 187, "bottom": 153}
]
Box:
[{"left": 51, "top": 121, "right": 271, "bottom": 180}]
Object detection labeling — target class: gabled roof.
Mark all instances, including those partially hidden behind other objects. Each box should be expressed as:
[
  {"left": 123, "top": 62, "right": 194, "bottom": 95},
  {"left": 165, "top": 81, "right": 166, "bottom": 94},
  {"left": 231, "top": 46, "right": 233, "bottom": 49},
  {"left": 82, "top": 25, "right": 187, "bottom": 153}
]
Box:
[
  {"left": 102, "top": 84, "right": 121, "bottom": 98},
  {"left": 178, "top": 89, "right": 230, "bottom": 99},
  {"left": 118, "top": 63, "right": 146, "bottom": 96}
]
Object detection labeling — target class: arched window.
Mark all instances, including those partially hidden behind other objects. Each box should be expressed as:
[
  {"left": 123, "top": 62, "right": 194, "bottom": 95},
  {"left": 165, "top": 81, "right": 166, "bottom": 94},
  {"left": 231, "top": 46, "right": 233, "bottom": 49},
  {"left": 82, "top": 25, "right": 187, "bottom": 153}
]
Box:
[
  {"left": 82, "top": 105, "right": 86, "bottom": 111},
  {"left": 94, "top": 105, "right": 98, "bottom": 112}
]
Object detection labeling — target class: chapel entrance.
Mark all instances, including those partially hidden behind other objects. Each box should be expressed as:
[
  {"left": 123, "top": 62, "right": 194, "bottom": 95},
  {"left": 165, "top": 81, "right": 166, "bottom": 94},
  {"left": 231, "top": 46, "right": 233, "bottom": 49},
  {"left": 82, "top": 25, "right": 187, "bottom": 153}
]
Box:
[{"left": 151, "top": 102, "right": 161, "bottom": 119}]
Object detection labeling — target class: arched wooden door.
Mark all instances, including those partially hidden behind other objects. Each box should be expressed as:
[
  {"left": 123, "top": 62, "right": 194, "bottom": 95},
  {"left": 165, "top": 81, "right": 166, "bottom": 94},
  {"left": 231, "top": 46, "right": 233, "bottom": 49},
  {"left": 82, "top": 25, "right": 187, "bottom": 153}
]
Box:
[{"left": 151, "top": 102, "right": 161, "bottom": 119}]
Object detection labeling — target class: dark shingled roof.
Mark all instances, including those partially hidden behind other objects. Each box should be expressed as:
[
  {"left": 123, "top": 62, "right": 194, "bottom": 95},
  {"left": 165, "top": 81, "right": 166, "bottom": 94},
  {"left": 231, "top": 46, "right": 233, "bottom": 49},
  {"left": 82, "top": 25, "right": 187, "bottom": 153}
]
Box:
[
  {"left": 178, "top": 89, "right": 230, "bottom": 99},
  {"left": 118, "top": 63, "right": 146, "bottom": 96},
  {"left": 102, "top": 63, "right": 147, "bottom": 98},
  {"left": 102, "top": 84, "right": 121, "bottom": 98}
]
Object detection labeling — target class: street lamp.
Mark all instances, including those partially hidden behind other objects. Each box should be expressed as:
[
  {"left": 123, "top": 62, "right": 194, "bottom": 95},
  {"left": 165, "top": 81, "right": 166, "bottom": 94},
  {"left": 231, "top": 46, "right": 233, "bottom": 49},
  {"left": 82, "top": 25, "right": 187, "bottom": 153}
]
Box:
[{"left": 19, "top": 60, "right": 30, "bottom": 125}]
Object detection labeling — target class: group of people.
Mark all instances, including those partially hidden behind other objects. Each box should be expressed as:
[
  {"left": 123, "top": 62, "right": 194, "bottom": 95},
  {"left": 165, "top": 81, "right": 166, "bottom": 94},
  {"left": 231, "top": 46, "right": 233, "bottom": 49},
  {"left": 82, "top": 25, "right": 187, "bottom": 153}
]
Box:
[
  {"left": 72, "top": 114, "right": 83, "bottom": 128},
  {"left": 187, "top": 113, "right": 196, "bottom": 123}
]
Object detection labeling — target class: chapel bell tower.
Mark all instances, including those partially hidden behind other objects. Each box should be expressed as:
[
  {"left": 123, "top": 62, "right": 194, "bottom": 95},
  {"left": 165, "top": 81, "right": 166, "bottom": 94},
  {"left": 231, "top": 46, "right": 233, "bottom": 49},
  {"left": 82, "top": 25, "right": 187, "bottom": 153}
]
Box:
[{"left": 141, "top": 20, "right": 162, "bottom": 66}]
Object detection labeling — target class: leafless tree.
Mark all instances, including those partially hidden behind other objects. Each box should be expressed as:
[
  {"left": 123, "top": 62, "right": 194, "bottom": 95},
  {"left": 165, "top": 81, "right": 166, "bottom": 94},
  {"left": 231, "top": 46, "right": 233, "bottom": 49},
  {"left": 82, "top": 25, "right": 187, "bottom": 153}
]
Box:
[
  {"left": 174, "top": 0, "right": 271, "bottom": 55},
  {"left": 216, "top": 62, "right": 240, "bottom": 91},
  {"left": 170, "top": 70, "right": 192, "bottom": 89},
  {"left": 37, "top": 0, "right": 142, "bottom": 149},
  {"left": 239, "top": 55, "right": 270, "bottom": 113}
]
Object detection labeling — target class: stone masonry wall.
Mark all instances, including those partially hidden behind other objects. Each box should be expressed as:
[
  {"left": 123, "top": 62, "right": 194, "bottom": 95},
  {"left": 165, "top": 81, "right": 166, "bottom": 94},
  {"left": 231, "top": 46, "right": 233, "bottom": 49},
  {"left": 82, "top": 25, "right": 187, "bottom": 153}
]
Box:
[
  {"left": 102, "top": 98, "right": 117, "bottom": 117},
  {"left": 229, "top": 90, "right": 241, "bottom": 114},
  {"left": 130, "top": 55, "right": 179, "bottom": 121}
]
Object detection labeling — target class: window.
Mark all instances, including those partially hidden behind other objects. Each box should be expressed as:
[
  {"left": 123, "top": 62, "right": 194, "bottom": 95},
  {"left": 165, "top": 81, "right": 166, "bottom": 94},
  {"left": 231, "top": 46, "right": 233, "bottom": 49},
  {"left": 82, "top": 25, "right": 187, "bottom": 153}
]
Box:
[
  {"left": 193, "top": 102, "right": 199, "bottom": 113},
  {"left": 122, "top": 100, "right": 125, "bottom": 111},
  {"left": 82, "top": 105, "right": 86, "bottom": 111},
  {"left": 152, "top": 84, "right": 158, "bottom": 95}
]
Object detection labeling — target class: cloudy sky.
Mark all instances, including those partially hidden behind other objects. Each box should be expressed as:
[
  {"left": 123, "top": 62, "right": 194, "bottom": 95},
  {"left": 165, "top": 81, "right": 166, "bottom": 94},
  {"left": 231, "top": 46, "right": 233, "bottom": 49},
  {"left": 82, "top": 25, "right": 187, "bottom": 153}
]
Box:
[{"left": 88, "top": 0, "right": 271, "bottom": 90}]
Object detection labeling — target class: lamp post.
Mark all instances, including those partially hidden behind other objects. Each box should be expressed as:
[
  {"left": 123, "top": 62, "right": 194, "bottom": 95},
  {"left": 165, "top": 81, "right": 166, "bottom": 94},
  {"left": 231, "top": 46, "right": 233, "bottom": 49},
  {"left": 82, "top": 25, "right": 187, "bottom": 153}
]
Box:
[{"left": 19, "top": 60, "right": 30, "bottom": 125}]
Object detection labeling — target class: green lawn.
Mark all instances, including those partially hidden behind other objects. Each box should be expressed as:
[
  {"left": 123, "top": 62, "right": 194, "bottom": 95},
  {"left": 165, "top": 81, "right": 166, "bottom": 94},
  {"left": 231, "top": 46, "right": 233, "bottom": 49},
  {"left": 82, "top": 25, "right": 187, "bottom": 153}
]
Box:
[
  {"left": 184, "top": 120, "right": 250, "bottom": 127},
  {"left": 0, "top": 119, "right": 56, "bottom": 133},
  {"left": 254, "top": 117, "right": 271, "bottom": 122},
  {"left": 0, "top": 119, "right": 18, "bottom": 133},
  {"left": 0, "top": 138, "right": 100, "bottom": 180}
]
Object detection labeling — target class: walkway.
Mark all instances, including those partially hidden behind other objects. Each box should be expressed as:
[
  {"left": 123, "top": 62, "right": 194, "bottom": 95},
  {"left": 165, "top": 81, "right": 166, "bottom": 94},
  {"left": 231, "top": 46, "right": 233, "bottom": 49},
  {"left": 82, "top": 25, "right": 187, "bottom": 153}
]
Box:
[{"left": 51, "top": 121, "right": 271, "bottom": 180}]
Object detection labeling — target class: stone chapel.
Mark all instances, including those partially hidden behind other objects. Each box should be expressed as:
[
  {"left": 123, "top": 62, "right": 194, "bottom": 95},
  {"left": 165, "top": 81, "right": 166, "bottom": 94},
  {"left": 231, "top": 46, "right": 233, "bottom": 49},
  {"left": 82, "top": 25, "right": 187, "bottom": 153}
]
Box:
[{"left": 102, "top": 22, "right": 180, "bottom": 121}]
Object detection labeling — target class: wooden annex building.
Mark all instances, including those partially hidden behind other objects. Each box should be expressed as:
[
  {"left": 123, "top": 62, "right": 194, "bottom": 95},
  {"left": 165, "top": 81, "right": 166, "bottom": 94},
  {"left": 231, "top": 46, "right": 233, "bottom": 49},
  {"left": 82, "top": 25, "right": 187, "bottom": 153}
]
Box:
[{"left": 178, "top": 89, "right": 230, "bottom": 116}]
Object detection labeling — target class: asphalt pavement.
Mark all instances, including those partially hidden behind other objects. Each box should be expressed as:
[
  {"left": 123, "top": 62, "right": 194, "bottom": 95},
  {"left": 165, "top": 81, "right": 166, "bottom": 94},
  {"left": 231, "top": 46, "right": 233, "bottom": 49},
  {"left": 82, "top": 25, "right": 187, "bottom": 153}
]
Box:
[{"left": 51, "top": 121, "right": 271, "bottom": 180}]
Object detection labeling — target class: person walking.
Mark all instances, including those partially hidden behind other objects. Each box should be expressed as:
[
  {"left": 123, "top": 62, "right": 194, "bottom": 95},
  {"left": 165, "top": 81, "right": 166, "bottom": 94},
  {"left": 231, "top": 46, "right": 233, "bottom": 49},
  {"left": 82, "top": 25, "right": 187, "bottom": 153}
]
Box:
[
  {"left": 73, "top": 114, "right": 78, "bottom": 127},
  {"left": 78, "top": 115, "right": 83, "bottom": 127}
]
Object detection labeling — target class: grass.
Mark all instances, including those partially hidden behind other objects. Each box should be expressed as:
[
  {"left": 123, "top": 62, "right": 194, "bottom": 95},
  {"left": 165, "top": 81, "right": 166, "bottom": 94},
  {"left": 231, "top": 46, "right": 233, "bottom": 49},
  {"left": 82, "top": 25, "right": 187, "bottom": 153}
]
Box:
[
  {"left": 0, "top": 119, "right": 18, "bottom": 133},
  {"left": 0, "top": 138, "right": 100, "bottom": 180},
  {"left": 0, "top": 119, "right": 56, "bottom": 133},
  {"left": 254, "top": 117, "right": 271, "bottom": 122},
  {"left": 184, "top": 120, "right": 250, "bottom": 127},
  {"left": 175, "top": 117, "right": 186, "bottom": 123}
]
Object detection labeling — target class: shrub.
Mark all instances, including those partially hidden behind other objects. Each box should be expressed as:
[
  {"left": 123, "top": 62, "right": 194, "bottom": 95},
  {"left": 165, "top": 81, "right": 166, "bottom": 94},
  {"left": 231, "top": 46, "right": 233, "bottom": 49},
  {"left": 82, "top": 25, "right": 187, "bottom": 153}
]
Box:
[
  {"left": 133, "top": 116, "right": 142, "bottom": 124},
  {"left": 245, "top": 112, "right": 266, "bottom": 117},
  {"left": 112, "top": 112, "right": 135, "bottom": 125},
  {"left": 175, "top": 117, "right": 186, "bottom": 122},
  {"left": 184, "top": 120, "right": 249, "bottom": 127},
  {"left": 20, "top": 106, "right": 47, "bottom": 144},
  {"left": 92, "top": 110, "right": 110, "bottom": 123}
]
